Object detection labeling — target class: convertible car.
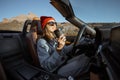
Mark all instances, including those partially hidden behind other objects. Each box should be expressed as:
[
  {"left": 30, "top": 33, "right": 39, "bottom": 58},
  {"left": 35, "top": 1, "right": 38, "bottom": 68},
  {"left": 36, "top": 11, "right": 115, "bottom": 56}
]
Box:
[{"left": 0, "top": 0, "right": 120, "bottom": 80}]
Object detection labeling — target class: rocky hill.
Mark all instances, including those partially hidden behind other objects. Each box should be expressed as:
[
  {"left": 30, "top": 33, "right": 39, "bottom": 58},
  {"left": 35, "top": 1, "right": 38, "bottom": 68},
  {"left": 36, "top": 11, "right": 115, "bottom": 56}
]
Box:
[
  {"left": 0, "top": 13, "right": 120, "bottom": 36},
  {"left": 0, "top": 12, "right": 38, "bottom": 31},
  {"left": 1, "top": 12, "right": 37, "bottom": 23}
]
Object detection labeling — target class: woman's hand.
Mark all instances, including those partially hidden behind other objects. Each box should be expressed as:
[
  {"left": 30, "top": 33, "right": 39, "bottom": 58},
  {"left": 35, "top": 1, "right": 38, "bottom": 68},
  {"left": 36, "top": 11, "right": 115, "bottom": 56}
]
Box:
[{"left": 57, "top": 34, "right": 66, "bottom": 51}]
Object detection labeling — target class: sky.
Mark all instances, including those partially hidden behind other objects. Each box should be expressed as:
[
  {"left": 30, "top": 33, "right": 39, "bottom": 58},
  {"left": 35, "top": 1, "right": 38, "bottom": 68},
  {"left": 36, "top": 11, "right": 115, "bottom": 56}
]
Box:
[{"left": 0, "top": 0, "right": 120, "bottom": 23}]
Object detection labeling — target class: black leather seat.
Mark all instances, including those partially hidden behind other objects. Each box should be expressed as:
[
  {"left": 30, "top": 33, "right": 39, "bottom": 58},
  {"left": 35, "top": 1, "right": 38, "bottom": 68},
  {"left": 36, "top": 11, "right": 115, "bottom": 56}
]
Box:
[
  {"left": 102, "top": 26, "right": 120, "bottom": 79},
  {"left": 0, "top": 61, "right": 7, "bottom": 80}
]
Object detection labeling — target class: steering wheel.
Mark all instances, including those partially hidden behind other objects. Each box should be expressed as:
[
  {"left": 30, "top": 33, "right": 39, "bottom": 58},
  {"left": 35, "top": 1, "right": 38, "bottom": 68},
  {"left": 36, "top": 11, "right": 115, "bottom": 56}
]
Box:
[
  {"left": 69, "top": 27, "right": 88, "bottom": 56},
  {"left": 73, "top": 27, "right": 86, "bottom": 47},
  {"left": 71, "top": 27, "right": 102, "bottom": 57}
]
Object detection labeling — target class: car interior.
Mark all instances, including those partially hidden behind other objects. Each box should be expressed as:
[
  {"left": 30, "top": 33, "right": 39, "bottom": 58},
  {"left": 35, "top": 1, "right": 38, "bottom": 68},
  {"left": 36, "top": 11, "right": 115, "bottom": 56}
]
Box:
[
  {"left": 0, "top": 0, "right": 120, "bottom": 80},
  {"left": 0, "top": 20, "right": 67, "bottom": 80},
  {"left": 0, "top": 18, "right": 120, "bottom": 80}
]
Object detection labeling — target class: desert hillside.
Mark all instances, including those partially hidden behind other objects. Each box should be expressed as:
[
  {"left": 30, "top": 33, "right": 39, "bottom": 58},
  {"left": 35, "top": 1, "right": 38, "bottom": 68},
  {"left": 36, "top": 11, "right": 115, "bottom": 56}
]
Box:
[
  {"left": 0, "top": 12, "right": 38, "bottom": 31},
  {"left": 0, "top": 13, "right": 120, "bottom": 36},
  {"left": 0, "top": 13, "right": 79, "bottom": 36},
  {"left": 1, "top": 12, "right": 37, "bottom": 23}
]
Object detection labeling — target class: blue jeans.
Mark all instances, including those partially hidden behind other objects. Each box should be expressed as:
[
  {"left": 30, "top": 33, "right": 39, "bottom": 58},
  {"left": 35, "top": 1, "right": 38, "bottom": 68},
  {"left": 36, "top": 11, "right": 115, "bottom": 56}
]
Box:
[{"left": 57, "top": 54, "right": 90, "bottom": 77}]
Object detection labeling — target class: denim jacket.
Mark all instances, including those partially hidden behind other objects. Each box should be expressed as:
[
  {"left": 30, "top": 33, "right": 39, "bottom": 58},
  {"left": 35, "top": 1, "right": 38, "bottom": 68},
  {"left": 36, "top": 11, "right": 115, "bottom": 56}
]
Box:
[{"left": 37, "top": 38, "right": 73, "bottom": 72}]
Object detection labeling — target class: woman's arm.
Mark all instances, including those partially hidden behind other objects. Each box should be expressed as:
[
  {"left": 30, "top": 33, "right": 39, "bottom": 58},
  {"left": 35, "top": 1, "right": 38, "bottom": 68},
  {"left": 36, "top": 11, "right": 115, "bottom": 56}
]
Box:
[
  {"left": 37, "top": 39, "right": 63, "bottom": 71},
  {"left": 57, "top": 34, "right": 74, "bottom": 54}
]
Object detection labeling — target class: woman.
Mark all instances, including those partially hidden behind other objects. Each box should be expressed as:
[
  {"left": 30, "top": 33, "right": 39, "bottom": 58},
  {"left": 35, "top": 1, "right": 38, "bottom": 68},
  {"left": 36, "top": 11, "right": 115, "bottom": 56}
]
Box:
[{"left": 37, "top": 16, "right": 90, "bottom": 77}]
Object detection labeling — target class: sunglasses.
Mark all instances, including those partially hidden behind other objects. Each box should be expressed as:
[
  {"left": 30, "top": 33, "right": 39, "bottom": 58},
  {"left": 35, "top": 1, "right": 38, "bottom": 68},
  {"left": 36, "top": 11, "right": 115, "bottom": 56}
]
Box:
[{"left": 47, "top": 22, "right": 57, "bottom": 26}]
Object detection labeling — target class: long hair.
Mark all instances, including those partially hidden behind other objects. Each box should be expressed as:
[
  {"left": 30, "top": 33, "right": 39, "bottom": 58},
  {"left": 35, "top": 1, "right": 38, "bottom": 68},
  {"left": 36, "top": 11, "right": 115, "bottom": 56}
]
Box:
[{"left": 42, "top": 26, "right": 56, "bottom": 41}]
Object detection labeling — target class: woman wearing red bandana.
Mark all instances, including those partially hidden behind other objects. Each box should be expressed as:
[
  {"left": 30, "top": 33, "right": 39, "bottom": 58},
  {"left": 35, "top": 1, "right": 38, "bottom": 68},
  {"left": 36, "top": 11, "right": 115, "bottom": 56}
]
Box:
[{"left": 37, "top": 16, "right": 90, "bottom": 78}]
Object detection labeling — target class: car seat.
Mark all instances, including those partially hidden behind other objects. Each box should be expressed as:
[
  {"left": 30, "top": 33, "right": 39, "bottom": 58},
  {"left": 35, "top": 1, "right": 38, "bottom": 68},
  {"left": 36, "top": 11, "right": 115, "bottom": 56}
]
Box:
[
  {"left": 0, "top": 61, "right": 7, "bottom": 80},
  {"left": 26, "top": 18, "right": 43, "bottom": 67},
  {"left": 101, "top": 26, "right": 120, "bottom": 79}
]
